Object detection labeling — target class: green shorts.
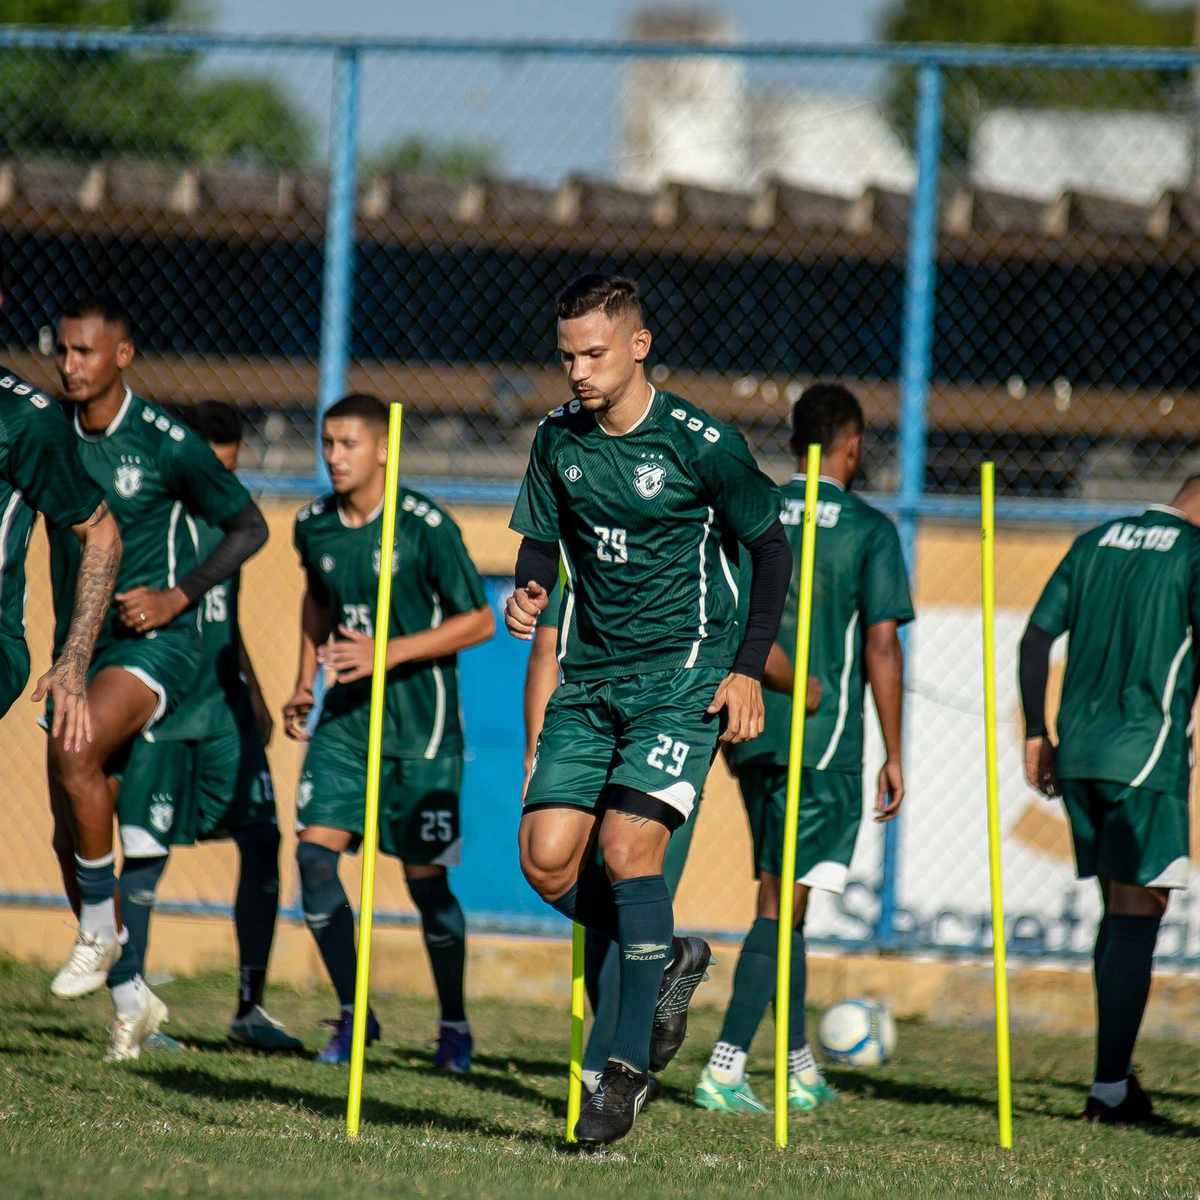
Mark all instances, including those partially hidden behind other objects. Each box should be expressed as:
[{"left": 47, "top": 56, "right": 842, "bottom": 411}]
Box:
[
  {"left": 1060, "top": 778, "right": 1190, "bottom": 890},
  {"left": 732, "top": 763, "right": 862, "bottom": 894},
  {"left": 0, "top": 634, "right": 30, "bottom": 719},
  {"left": 117, "top": 709, "right": 276, "bottom": 857},
  {"left": 298, "top": 727, "right": 463, "bottom": 865},
  {"left": 524, "top": 668, "right": 725, "bottom": 823},
  {"left": 90, "top": 632, "right": 200, "bottom": 733}
]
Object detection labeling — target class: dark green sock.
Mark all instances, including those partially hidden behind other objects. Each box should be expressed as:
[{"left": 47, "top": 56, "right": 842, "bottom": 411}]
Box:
[
  {"left": 787, "top": 929, "right": 807, "bottom": 1050},
  {"left": 234, "top": 825, "right": 281, "bottom": 1017},
  {"left": 1092, "top": 913, "right": 1110, "bottom": 997},
  {"left": 582, "top": 935, "right": 620, "bottom": 1075},
  {"left": 297, "top": 843, "right": 358, "bottom": 1007},
  {"left": 116, "top": 856, "right": 167, "bottom": 974},
  {"left": 409, "top": 874, "right": 467, "bottom": 1023},
  {"left": 718, "top": 916, "right": 778, "bottom": 1051},
  {"left": 1095, "top": 913, "right": 1160, "bottom": 1083},
  {"left": 609, "top": 875, "right": 672, "bottom": 1073}
]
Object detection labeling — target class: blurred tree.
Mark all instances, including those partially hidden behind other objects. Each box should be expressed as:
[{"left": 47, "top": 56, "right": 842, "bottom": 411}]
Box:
[
  {"left": 0, "top": 0, "right": 310, "bottom": 167},
  {"left": 880, "top": 0, "right": 1195, "bottom": 171},
  {"left": 365, "top": 137, "right": 496, "bottom": 184}
]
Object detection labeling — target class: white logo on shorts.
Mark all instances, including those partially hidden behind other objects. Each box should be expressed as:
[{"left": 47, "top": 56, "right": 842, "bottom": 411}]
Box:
[
  {"left": 114, "top": 457, "right": 144, "bottom": 498},
  {"left": 149, "top": 794, "right": 174, "bottom": 834},
  {"left": 320, "top": 555, "right": 335, "bottom": 573},
  {"left": 297, "top": 778, "right": 313, "bottom": 810}
]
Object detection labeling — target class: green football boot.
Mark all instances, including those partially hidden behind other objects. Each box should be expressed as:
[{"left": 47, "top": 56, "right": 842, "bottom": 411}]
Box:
[
  {"left": 693, "top": 1066, "right": 771, "bottom": 1115},
  {"left": 788, "top": 1070, "right": 838, "bottom": 1111}
]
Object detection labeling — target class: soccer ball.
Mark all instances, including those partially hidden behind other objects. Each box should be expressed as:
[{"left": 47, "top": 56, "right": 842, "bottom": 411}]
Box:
[{"left": 817, "top": 999, "right": 897, "bottom": 1067}]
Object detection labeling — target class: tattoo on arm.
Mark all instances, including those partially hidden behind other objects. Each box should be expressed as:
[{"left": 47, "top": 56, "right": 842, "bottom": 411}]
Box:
[
  {"left": 54, "top": 513, "right": 122, "bottom": 694},
  {"left": 86, "top": 500, "right": 112, "bottom": 528}
]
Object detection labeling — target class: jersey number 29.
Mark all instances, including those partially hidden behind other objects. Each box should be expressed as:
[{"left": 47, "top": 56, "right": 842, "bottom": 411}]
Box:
[{"left": 594, "top": 525, "right": 628, "bottom": 563}]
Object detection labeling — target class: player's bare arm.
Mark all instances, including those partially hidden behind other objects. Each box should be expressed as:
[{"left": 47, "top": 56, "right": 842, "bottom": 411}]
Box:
[
  {"left": 318, "top": 604, "right": 495, "bottom": 685},
  {"left": 761, "top": 642, "right": 822, "bottom": 713},
  {"left": 865, "top": 619, "right": 905, "bottom": 821},
  {"left": 523, "top": 622, "right": 560, "bottom": 795},
  {"left": 32, "top": 499, "right": 122, "bottom": 752},
  {"left": 283, "top": 589, "right": 333, "bottom": 741}
]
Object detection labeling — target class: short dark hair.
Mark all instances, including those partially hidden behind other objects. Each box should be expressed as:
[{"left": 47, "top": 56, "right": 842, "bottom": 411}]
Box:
[
  {"left": 791, "top": 382, "right": 865, "bottom": 457},
  {"left": 323, "top": 393, "right": 389, "bottom": 432},
  {"left": 555, "top": 274, "right": 644, "bottom": 327},
  {"left": 60, "top": 292, "right": 132, "bottom": 339},
  {"left": 183, "top": 399, "right": 244, "bottom": 446}
]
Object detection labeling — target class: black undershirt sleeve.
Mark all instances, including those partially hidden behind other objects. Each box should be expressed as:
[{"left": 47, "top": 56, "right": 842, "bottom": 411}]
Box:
[
  {"left": 176, "top": 500, "right": 269, "bottom": 605},
  {"left": 1018, "top": 623, "right": 1055, "bottom": 738},
  {"left": 732, "top": 520, "right": 792, "bottom": 681},
  {"left": 514, "top": 537, "right": 560, "bottom": 596}
]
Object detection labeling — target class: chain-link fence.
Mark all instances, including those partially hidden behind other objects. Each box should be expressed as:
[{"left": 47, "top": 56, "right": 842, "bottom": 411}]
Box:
[{"left": 1, "top": 28, "right": 1198, "bottom": 964}]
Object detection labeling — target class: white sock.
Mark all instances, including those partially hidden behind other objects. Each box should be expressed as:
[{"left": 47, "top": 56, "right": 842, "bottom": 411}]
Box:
[
  {"left": 110, "top": 975, "right": 147, "bottom": 1019},
  {"left": 789, "top": 1043, "right": 819, "bottom": 1083},
  {"left": 440, "top": 1019, "right": 470, "bottom": 1034},
  {"left": 582, "top": 1068, "right": 602, "bottom": 1094},
  {"left": 76, "top": 852, "right": 118, "bottom": 941},
  {"left": 1089, "top": 1078, "right": 1128, "bottom": 1108},
  {"left": 707, "top": 1041, "right": 747, "bottom": 1086}
]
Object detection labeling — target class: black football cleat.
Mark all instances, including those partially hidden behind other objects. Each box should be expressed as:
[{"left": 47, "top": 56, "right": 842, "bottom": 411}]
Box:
[
  {"left": 574, "top": 1060, "right": 651, "bottom": 1146},
  {"left": 649, "top": 935, "right": 713, "bottom": 1073},
  {"left": 1083, "top": 1073, "right": 1169, "bottom": 1127}
]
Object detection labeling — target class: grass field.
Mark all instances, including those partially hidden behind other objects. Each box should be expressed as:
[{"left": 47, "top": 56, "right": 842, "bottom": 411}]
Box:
[{"left": 0, "top": 957, "right": 1196, "bottom": 1199}]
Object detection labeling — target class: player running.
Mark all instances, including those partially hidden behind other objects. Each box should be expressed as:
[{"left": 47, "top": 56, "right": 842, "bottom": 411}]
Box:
[
  {"left": 695, "top": 383, "right": 912, "bottom": 1117},
  {"left": 506, "top": 274, "right": 791, "bottom": 1146},
  {"left": 0, "top": 369, "right": 121, "bottom": 736},
  {"left": 111, "top": 400, "right": 301, "bottom": 1053},
  {"left": 1019, "top": 479, "right": 1200, "bottom": 1126},
  {"left": 282, "top": 393, "right": 494, "bottom": 1068},
  {"left": 46, "top": 295, "right": 268, "bottom": 1061}
]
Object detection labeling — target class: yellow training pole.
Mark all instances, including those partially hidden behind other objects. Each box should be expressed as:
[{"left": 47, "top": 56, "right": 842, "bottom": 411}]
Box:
[
  {"left": 980, "top": 460, "right": 1014, "bottom": 1150},
  {"left": 347, "top": 402, "right": 404, "bottom": 1140},
  {"left": 774, "top": 444, "right": 822, "bottom": 1148},
  {"left": 565, "top": 922, "right": 586, "bottom": 1142}
]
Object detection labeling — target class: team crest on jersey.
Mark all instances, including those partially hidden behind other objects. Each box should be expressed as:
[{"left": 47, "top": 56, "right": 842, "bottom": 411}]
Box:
[
  {"left": 564, "top": 465, "right": 583, "bottom": 483},
  {"left": 114, "top": 456, "right": 144, "bottom": 498},
  {"left": 633, "top": 459, "right": 666, "bottom": 499},
  {"left": 320, "top": 554, "right": 335, "bottom": 573},
  {"left": 149, "top": 794, "right": 174, "bottom": 834},
  {"left": 372, "top": 547, "right": 401, "bottom": 576}
]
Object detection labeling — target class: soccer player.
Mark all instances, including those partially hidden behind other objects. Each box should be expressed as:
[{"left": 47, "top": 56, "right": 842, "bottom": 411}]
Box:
[
  {"left": 0, "top": 369, "right": 122, "bottom": 737},
  {"left": 1019, "top": 479, "right": 1200, "bottom": 1126},
  {"left": 46, "top": 295, "right": 268, "bottom": 1061},
  {"left": 282, "top": 393, "right": 494, "bottom": 1067},
  {"left": 111, "top": 400, "right": 301, "bottom": 1053},
  {"left": 524, "top": 584, "right": 816, "bottom": 1100},
  {"left": 506, "top": 274, "right": 791, "bottom": 1145},
  {"left": 694, "top": 383, "right": 912, "bottom": 1116}
]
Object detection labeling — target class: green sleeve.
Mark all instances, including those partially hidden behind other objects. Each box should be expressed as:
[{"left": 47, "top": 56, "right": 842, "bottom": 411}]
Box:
[
  {"left": 162, "top": 427, "right": 253, "bottom": 528},
  {"left": 9, "top": 399, "right": 104, "bottom": 529},
  {"left": 1029, "top": 544, "right": 1075, "bottom": 637},
  {"left": 293, "top": 512, "right": 330, "bottom": 606},
  {"left": 420, "top": 510, "right": 488, "bottom": 617},
  {"left": 696, "top": 428, "right": 781, "bottom": 545},
  {"left": 861, "top": 517, "right": 915, "bottom": 629},
  {"left": 537, "top": 577, "right": 563, "bottom": 629},
  {"left": 510, "top": 425, "right": 560, "bottom": 543}
]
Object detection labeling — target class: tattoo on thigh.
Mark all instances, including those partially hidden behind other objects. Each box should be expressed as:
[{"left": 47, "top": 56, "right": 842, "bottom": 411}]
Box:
[{"left": 620, "top": 812, "right": 653, "bottom": 828}]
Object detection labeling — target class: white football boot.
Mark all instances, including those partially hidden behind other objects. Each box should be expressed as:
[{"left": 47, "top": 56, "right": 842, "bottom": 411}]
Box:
[
  {"left": 50, "top": 930, "right": 121, "bottom": 1000},
  {"left": 105, "top": 990, "right": 169, "bottom": 1062}
]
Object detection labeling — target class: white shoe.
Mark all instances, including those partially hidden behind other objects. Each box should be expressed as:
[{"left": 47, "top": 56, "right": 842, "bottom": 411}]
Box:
[
  {"left": 105, "top": 990, "right": 169, "bottom": 1062},
  {"left": 50, "top": 930, "right": 121, "bottom": 999}
]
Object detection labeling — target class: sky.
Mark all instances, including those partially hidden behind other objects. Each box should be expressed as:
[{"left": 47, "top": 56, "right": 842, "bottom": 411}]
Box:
[{"left": 204, "top": 1, "right": 897, "bottom": 181}]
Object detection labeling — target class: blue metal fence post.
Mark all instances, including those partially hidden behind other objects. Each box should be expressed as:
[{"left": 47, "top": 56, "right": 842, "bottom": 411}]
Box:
[
  {"left": 315, "top": 46, "right": 361, "bottom": 484},
  {"left": 879, "top": 61, "right": 944, "bottom": 944}
]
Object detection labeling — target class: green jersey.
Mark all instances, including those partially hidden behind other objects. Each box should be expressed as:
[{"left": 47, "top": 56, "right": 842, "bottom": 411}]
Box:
[
  {"left": 729, "top": 477, "right": 914, "bottom": 772},
  {"left": 1029, "top": 505, "right": 1200, "bottom": 795},
  {"left": 0, "top": 371, "right": 104, "bottom": 648},
  {"left": 48, "top": 390, "right": 253, "bottom": 658},
  {"left": 510, "top": 388, "right": 781, "bottom": 682},
  {"left": 150, "top": 516, "right": 247, "bottom": 742},
  {"left": 294, "top": 486, "right": 488, "bottom": 759}
]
